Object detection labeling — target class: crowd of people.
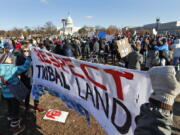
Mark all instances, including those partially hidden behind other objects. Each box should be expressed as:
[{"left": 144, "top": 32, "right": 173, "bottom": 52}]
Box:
[
  {"left": 1, "top": 34, "right": 179, "bottom": 70},
  {"left": 0, "top": 33, "right": 180, "bottom": 135},
  {"left": 13, "top": 34, "right": 179, "bottom": 71}
]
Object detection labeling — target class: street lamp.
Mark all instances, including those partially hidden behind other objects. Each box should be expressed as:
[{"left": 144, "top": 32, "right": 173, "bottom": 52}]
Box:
[
  {"left": 61, "top": 19, "right": 66, "bottom": 36},
  {"left": 156, "top": 17, "right": 160, "bottom": 32}
]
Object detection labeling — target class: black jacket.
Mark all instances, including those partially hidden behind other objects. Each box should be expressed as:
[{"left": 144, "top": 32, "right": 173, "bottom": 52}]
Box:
[{"left": 16, "top": 55, "right": 32, "bottom": 89}]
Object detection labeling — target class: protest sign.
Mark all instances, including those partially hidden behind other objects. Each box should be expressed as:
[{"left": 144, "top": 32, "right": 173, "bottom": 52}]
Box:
[
  {"left": 116, "top": 38, "right": 132, "bottom": 58},
  {"left": 31, "top": 47, "right": 152, "bottom": 135},
  {"left": 153, "top": 28, "right": 157, "bottom": 36},
  {"left": 44, "top": 109, "right": 69, "bottom": 123},
  {"left": 106, "top": 35, "right": 114, "bottom": 42},
  {"left": 88, "top": 32, "right": 95, "bottom": 39},
  {"left": 98, "top": 32, "right": 107, "bottom": 38}
]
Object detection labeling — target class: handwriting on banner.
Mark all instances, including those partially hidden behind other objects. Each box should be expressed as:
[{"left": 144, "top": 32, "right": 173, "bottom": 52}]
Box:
[
  {"left": 32, "top": 48, "right": 136, "bottom": 134},
  {"left": 33, "top": 48, "right": 134, "bottom": 101}
]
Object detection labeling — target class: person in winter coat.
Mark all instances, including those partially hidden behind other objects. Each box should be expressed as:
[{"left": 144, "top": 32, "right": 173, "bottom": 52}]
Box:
[
  {"left": 104, "top": 41, "right": 110, "bottom": 63},
  {"left": 63, "top": 40, "right": 74, "bottom": 57},
  {"left": 99, "top": 38, "right": 105, "bottom": 51},
  {"left": 170, "top": 39, "right": 180, "bottom": 65},
  {"left": 134, "top": 66, "right": 180, "bottom": 135},
  {"left": 93, "top": 38, "right": 100, "bottom": 54},
  {"left": 81, "top": 40, "right": 90, "bottom": 59},
  {"left": 126, "top": 41, "right": 143, "bottom": 70},
  {"left": 44, "top": 38, "right": 51, "bottom": 51},
  {"left": 14, "top": 42, "right": 22, "bottom": 50},
  {"left": 0, "top": 55, "right": 31, "bottom": 135},
  {"left": 110, "top": 39, "right": 118, "bottom": 64},
  {"left": 72, "top": 40, "right": 81, "bottom": 58},
  {"left": 146, "top": 41, "right": 160, "bottom": 69},
  {"left": 146, "top": 49, "right": 160, "bottom": 69},
  {"left": 16, "top": 45, "right": 32, "bottom": 112},
  {"left": 140, "top": 38, "right": 150, "bottom": 64},
  {"left": 53, "top": 42, "right": 64, "bottom": 55},
  {"left": 16, "top": 45, "right": 45, "bottom": 113},
  {"left": 154, "top": 39, "right": 169, "bottom": 53},
  {"left": 154, "top": 38, "right": 170, "bottom": 66}
]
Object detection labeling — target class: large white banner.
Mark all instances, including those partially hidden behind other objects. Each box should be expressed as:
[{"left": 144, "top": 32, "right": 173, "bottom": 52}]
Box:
[{"left": 31, "top": 47, "right": 152, "bottom": 135}]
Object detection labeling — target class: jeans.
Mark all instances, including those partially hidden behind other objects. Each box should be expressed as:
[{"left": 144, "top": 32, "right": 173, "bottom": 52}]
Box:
[
  {"left": 24, "top": 86, "right": 32, "bottom": 110},
  {"left": 134, "top": 103, "right": 172, "bottom": 135},
  {"left": 32, "top": 85, "right": 45, "bottom": 101},
  {"left": 173, "top": 57, "right": 180, "bottom": 66},
  {"left": 25, "top": 92, "right": 31, "bottom": 110},
  {"left": 6, "top": 98, "right": 20, "bottom": 120}
]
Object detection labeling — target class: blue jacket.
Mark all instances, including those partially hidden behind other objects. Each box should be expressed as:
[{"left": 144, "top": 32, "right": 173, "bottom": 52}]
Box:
[
  {"left": 0, "top": 57, "right": 31, "bottom": 98},
  {"left": 154, "top": 43, "right": 169, "bottom": 55},
  {"left": 154, "top": 44, "right": 169, "bottom": 51}
]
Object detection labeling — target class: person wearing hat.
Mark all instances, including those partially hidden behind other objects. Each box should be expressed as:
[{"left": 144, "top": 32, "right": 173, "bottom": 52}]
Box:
[
  {"left": 170, "top": 39, "right": 180, "bottom": 66},
  {"left": 154, "top": 38, "right": 170, "bottom": 66},
  {"left": 145, "top": 40, "right": 161, "bottom": 69},
  {"left": 134, "top": 66, "right": 180, "bottom": 135},
  {"left": 4, "top": 40, "right": 14, "bottom": 53},
  {"left": 125, "top": 41, "right": 143, "bottom": 70},
  {"left": 0, "top": 40, "right": 15, "bottom": 64}
]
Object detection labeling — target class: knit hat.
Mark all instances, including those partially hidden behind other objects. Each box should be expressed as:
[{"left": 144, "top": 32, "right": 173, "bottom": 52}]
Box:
[{"left": 149, "top": 66, "right": 180, "bottom": 106}]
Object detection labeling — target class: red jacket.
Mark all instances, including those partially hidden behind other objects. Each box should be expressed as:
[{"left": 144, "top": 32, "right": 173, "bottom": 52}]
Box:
[{"left": 15, "top": 43, "right": 22, "bottom": 50}]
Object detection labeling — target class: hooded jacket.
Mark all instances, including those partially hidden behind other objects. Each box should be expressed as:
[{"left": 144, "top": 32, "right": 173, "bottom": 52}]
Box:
[{"left": 0, "top": 57, "right": 31, "bottom": 98}]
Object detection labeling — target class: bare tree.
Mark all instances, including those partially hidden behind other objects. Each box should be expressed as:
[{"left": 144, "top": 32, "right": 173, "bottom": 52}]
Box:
[
  {"left": 6, "top": 28, "right": 23, "bottom": 38},
  {"left": 44, "top": 21, "right": 58, "bottom": 36},
  {"left": 24, "top": 26, "right": 33, "bottom": 36}
]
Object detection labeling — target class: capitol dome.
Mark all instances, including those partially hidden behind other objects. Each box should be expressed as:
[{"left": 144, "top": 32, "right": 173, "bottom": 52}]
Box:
[
  {"left": 66, "top": 16, "right": 73, "bottom": 27},
  {"left": 60, "top": 14, "right": 81, "bottom": 35}
]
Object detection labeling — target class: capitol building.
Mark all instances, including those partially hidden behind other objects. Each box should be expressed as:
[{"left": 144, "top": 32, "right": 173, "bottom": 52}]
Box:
[{"left": 59, "top": 15, "right": 81, "bottom": 35}]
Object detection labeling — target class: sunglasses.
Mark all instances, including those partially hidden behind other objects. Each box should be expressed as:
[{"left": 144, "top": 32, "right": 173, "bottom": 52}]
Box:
[{"left": 23, "top": 50, "right": 29, "bottom": 52}]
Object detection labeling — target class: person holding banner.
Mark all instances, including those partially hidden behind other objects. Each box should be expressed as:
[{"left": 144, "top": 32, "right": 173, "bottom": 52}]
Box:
[
  {"left": 16, "top": 45, "right": 32, "bottom": 113},
  {"left": 135, "top": 66, "right": 180, "bottom": 135},
  {"left": 16, "top": 45, "right": 45, "bottom": 113}
]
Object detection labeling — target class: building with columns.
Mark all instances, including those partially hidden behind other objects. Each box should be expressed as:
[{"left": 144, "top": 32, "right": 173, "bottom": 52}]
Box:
[{"left": 59, "top": 15, "right": 81, "bottom": 35}]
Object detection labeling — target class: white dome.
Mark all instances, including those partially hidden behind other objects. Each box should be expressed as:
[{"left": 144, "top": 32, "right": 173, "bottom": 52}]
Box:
[{"left": 66, "top": 16, "right": 73, "bottom": 25}]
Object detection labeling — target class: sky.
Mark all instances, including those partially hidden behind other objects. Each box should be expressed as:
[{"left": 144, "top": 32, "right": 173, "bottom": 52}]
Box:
[{"left": 0, "top": 0, "right": 180, "bottom": 30}]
